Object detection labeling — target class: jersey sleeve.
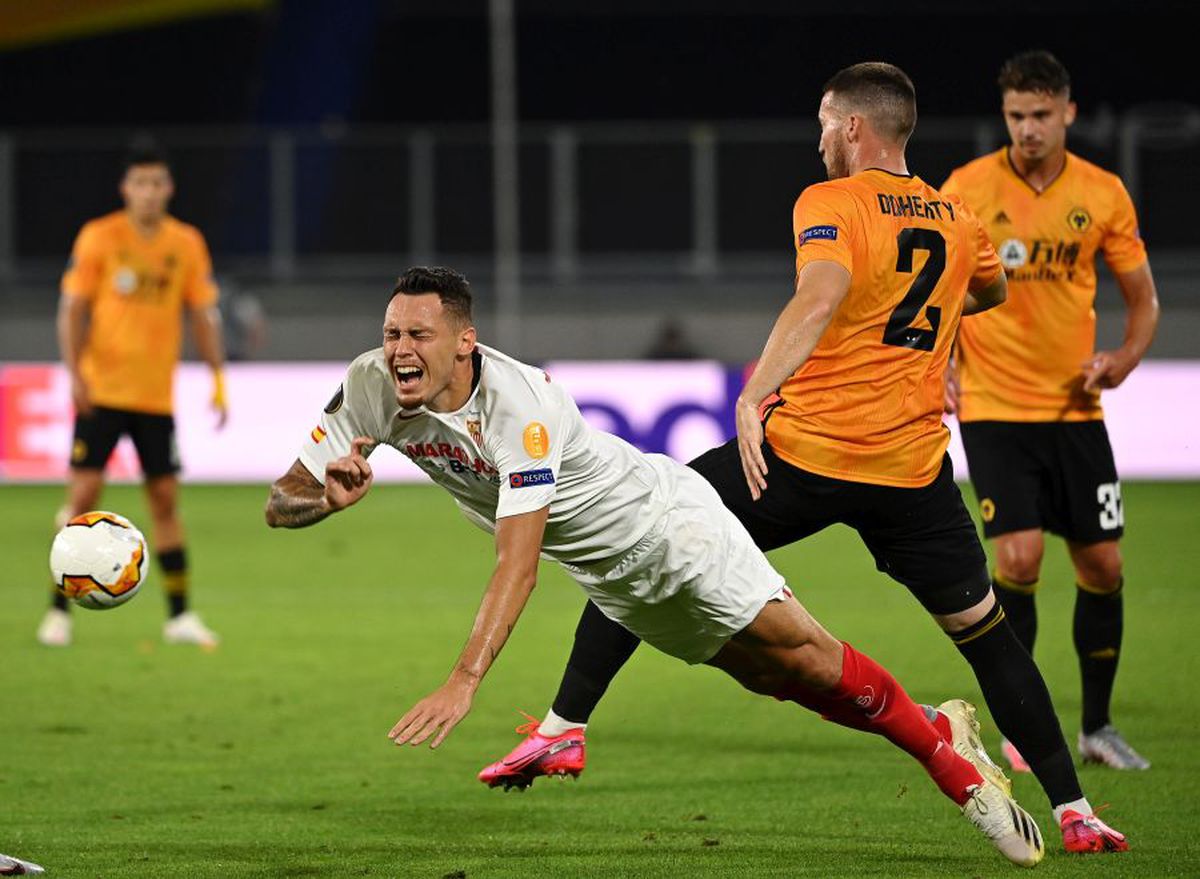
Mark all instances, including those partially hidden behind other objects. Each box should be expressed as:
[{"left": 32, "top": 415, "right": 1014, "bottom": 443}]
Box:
[
  {"left": 793, "top": 184, "right": 857, "bottom": 277},
  {"left": 297, "top": 359, "right": 382, "bottom": 482},
  {"left": 968, "top": 210, "right": 1003, "bottom": 291},
  {"left": 490, "top": 378, "right": 565, "bottom": 520},
  {"left": 182, "top": 228, "right": 219, "bottom": 308},
  {"left": 61, "top": 223, "right": 104, "bottom": 301},
  {"left": 1101, "top": 178, "right": 1148, "bottom": 275}
]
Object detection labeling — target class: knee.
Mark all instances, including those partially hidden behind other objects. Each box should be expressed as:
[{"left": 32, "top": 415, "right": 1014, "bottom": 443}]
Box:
[
  {"left": 148, "top": 498, "right": 177, "bottom": 522},
  {"left": 1076, "top": 555, "right": 1123, "bottom": 593},
  {"left": 995, "top": 537, "right": 1043, "bottom": 584},
  {"left": 778, "top": 642, "right": 842, "bottom": 691},
  {"left": 145, "top": 486, "right": 178, "bottom": 521}
]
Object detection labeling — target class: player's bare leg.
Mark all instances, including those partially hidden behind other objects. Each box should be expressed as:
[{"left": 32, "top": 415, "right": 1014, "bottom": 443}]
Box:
[
  {"left": 145, "top": 474, "right": 217, "bottom": 648},
  {"left": 144, "top": 474, "right": 184, "bottom": 551},
  {"left": 64, "top": 468, "right": 106, "bottom": 522},
  {"left": 706, "top": 595, "right": 1043, "bottom": 867},
  {"left": 38, "top": 468, "right": 106, "bottom": 646},
  {"left": 1066, "top": 539, "right": 1147, "bottom": 770}
]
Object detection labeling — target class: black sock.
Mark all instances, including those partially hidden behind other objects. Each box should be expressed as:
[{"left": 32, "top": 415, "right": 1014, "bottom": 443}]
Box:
[
  {"left": 1074, "top": 579, "right": 1123, "bottom": 735},
  {"left": 551, "top": 601, "right": 641, "bottom": 724},
  {"left": 992, "top": 573, "right": 1038, "bottom": 655},
  {"left": 950, "top": 601, "right": 1082, "bottom": 807},
  {"left": 158, "top": 547, "right": 188, "bottom": 618},
  {"left": 51, "top": 589, "right": 69, "bottom": 612}
]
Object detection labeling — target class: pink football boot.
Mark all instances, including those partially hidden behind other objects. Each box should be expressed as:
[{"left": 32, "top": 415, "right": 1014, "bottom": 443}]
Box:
[
  {"left": 1060, "top": 809, "right": 1129, "bottom": 853},
  {"left": 478, "top": 712, "right": 586, "bottom": 791}
]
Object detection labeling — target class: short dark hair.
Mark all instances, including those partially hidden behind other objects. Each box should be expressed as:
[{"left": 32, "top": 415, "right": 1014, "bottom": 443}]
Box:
[
  {"left": 997, "top": 50, "right": 1070, "bottom": 97},
  {"left": 392, "top": 266, "right": 474, "bottom": 326},
  {"left": 823, "top": 62, "right": 917, "bottom": 144},
  {"left": 122, "top": 135, "right": 171, "bottom": 175}
]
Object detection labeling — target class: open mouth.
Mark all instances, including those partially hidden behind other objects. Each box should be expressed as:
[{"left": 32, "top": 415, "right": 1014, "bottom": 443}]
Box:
[{"left": 395, "top": 364, "right": 424, "bottom": 391}]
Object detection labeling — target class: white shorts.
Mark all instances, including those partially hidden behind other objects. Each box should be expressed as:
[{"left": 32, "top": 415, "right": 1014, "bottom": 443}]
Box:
[{"left": 562, "top": 454, "right": 788, "bottom": 664}]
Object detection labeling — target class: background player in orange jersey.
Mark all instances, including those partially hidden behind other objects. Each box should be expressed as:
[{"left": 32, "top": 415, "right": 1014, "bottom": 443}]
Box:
[
  {"left": 37, "top": 139, "right": 227, "bottom": 650},
  {"left": 482, "top": 62, "right": 1128, "bottom": 854},
  {"left": 942, "top": 51, "right": 1160, "bottom": 773}
]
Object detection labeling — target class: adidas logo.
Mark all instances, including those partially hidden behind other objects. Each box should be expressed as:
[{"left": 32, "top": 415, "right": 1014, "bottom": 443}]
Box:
[{"left": 993, "top": 210, "right": 1012, "bottom": 224}]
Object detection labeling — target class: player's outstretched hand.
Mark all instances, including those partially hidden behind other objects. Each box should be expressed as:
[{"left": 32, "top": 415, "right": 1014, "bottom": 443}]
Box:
[
  {"left": 1081, "top": 349, "right": 1136, "bottom": 392},
  {"left": 324, "top": 436, "right": 375, "bottom": 511},
  {"left": 388, "top": 679, "right": 475, "bottom": 749},
  {"left": 734, "top": 396, "right": 768, "bottom": 501}
]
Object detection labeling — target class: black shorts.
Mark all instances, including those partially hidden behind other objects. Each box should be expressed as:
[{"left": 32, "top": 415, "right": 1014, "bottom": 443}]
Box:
[
  {"left": 71, "top": 407, "right": 180, "bottom": 477},
  {"left": 687, "top": 440, "right": 989, "bottom": 616},
  {"left": 959, "top": 420, "right": 1123, "bottom": 544}
]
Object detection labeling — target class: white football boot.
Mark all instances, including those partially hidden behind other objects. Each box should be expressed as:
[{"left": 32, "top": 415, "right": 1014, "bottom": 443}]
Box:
[
  {"left": 1078, "top": 725, "right": 1150, "bottom": 770},
  {"left": 163, "top": 611, "right": 219, "bottom": 649},
  {"left": 0, "top": 852, "right": 45, "bottom": 875},
  {"left": 962, "top": 781, "right": 1045, "bottom": 867},
  {"left": 36, "top": 608, "right": 71, "bottom": 647}
]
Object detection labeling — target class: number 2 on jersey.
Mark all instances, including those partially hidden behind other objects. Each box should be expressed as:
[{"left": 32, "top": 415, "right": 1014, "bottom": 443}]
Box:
[{"left": 883, "top": 228, "right": 946, "bottom": 352}]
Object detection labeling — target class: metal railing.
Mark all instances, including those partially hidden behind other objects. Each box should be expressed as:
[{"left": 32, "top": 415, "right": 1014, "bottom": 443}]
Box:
[{"left": 1, "top": 108, "right": 1197, "bottom": 285}]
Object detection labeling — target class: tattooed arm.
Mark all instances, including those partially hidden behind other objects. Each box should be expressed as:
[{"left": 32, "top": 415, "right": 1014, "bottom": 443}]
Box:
[
  {"left": 387, "top": 504, "right": 551, "bottom": 749},
  {"left": 265, "top": 436, "right": 375, "bottom": 528}
]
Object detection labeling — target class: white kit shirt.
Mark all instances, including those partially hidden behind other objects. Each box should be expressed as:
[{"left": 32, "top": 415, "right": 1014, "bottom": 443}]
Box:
[{"left": 298, "top": 344, "right": 666, "bottom": 565}]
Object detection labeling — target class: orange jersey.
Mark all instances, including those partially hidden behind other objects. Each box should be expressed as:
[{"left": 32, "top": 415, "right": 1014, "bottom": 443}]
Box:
[
  {"left": 62, "top": 211, "right": 218, "bottom": 414},
  {"left": 766, "top": 169, "right": 1001, "bottom": 488},
  {"left": 942, "top": 149, "right": 1147, "bottom": 423}
]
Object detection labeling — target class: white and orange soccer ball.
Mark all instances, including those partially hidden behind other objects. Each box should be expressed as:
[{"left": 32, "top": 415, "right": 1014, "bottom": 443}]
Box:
[{"left": 49, "top": 511, "right": 147, "bottom": 610}]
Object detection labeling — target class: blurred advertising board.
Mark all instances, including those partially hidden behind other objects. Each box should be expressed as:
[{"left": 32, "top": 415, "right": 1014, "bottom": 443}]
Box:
[{"left": 2, "top": 360, "right": 1198, "bottom": 482}]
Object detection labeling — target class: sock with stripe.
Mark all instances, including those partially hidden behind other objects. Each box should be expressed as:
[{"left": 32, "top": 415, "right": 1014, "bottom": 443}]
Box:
[
  {"left": 949, "top": 601, "right": 1083, "bottom": 808},
  {"left": 1074, "top": 578, "right": 1124, "bottom": 735},
  {"left": 158, "top": 547, "right": 189, "bottom": 618},
  {"left": 776, "top": 642, "right": 982, "bottom": 805},
  {"left": 992, "top": 572, "right": 1038, "bottom": 654}
]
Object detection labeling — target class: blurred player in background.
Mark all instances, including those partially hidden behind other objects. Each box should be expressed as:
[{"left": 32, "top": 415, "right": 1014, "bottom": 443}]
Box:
[
  {"left": 942, "top": 50, "right": 1159, "bottom": 772},
  {"left": 266, "top": 267, "right": 1046, "bottom": 867},
  {"left": 37, "top": 139, "right": 227, "bottom": 649},
  {"left": 484, "top": 62, "right": 1128, "bottom": 853}
]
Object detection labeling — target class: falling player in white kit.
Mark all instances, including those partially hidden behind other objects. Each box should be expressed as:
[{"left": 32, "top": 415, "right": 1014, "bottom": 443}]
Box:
[{"left": 264, "top": 267, "right": 1045, "bottom": 867}]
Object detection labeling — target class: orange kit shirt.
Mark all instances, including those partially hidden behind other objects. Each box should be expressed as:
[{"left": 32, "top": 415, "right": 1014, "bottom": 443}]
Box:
[
  {"left": 766, "top": 169, "right": 1002, "bottom": 488},
  {"left": 942, "top": 149, "right": 1147, "bottom": 423},
  {"left": 62, "top": 211, "right": 218, "bottom": 415}
]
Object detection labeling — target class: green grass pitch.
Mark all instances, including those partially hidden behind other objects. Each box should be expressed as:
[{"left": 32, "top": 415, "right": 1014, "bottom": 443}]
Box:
[{"left": 1, "top": 481, "right": 1198, "bottom": 878}]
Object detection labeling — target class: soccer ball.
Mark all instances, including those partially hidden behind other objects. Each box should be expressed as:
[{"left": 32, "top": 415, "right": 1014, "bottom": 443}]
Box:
[{"left": 50, "top": 511, "right": 148, "bottom": 610}]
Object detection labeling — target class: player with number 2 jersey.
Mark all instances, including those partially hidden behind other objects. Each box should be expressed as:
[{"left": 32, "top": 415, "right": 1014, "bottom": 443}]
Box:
[{"left": 767, "top": 168, "right": 1000, "bottom": 487}]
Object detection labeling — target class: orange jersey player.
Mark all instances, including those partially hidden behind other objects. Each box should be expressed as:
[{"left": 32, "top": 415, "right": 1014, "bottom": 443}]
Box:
[
  {"left": 764, "top": 169, "right": 1000, "bottom": 487},
  {"left": 942, "top": 50, "right": 1159, "bottom": 775},
  {"left": 483, "top": 62, "right": 1128, "bottom": 856},
  {"left": 38, "top": 139, "right": 228, "bottom": 650},
  {"left": 63, "top": 200, "right": 218, "bottom": 415}
]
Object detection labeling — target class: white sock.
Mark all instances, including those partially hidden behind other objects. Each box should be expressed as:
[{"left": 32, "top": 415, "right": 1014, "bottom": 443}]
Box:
[
  {"left": 1052, "top": 797, "right": 1093, "bottom": 823},
  {"left": 538, "top": 708, "right": 585, "bottom": 737}
]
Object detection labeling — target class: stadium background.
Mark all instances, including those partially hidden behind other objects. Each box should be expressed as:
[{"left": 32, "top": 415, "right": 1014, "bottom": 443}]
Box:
[
  {"left": 2, "top": 2, "right": 1198, "bottom": 877},
  {"left": 0, "top": 0, "right": 1196, "bottom": 482}
]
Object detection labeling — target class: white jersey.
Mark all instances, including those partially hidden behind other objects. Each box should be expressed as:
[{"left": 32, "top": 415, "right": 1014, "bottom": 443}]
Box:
[{"left": 298, "top": 344, "right": 665, "bottom": 565}]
